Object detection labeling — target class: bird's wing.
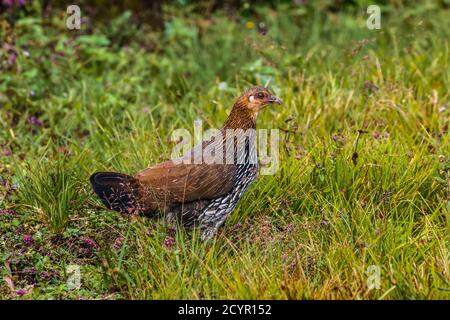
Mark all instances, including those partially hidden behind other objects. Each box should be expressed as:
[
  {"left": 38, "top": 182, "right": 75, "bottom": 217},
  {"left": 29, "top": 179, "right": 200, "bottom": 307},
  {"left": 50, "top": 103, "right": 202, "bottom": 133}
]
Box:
[
  {"left": 134, "top": 132, "right": 237, "bottom": 211},
  {"left": 135, "top": 160, "right": 236, "bottom": 205}
]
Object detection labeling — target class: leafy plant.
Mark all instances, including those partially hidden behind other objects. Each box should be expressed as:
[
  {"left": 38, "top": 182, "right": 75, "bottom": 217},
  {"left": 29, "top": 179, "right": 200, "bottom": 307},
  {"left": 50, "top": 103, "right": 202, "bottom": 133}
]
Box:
[{"left": 16, "top": 157, "right": 83, "bottom": 234}]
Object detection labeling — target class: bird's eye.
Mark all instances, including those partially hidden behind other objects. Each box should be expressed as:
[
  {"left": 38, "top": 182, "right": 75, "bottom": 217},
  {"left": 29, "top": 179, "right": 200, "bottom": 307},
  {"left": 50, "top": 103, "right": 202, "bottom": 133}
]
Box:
[{"left": 257, "top": 92, "right": 264, "bottom": 99}]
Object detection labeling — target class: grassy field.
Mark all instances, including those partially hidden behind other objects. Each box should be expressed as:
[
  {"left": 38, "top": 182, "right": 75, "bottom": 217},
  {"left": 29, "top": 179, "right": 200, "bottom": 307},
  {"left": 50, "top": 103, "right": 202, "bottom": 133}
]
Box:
[{"left": 0, "top": 1, "right": 449, "bottom": 299}]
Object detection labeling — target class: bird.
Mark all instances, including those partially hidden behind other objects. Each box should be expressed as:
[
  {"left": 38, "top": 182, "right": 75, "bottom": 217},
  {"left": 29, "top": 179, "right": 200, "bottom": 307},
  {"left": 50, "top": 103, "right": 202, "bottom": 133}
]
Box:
[{"left": 90, "top": 86, "right": 282, "bottom": 240}]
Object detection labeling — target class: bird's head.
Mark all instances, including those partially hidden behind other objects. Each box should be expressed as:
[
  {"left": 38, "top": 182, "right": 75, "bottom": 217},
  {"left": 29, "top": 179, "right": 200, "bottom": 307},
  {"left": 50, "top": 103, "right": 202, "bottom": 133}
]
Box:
[
  {"left": 224, "top": 86, "right": 282, "bottom": 129},
  {"left": 241, "top": 86, "right": 282, "bottom": 113}
]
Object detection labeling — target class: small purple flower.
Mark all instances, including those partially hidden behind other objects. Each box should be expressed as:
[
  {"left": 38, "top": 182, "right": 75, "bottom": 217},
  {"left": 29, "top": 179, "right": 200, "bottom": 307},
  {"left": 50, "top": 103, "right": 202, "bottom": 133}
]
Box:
[
  {"left": 2, "top": 146, "right": 12, "bottom": 156},
  {"left": 27, "top": 116, "right": 43, "bottom": 127},
  {"left": 15, "top": 289, "right": 27, "bottom": 296},
  {"left": 142, "top": 106, "right": 151, "bottom": 113},
  {"left": 23, "top": 235, "right": 33, "bottom": 245},
  {"left": 373, "top": 131, "right": 381, "bottom": 140},
  {"left": 24, "top": 267, "right": 36, "bottom": 273},
  {"left": 40, "top": 272, "right": 51, "bottom": 280},
  {"left": 112, "top": 236, "right": 124, "bottom": 251},
  {"left": 164, "top": 236, "right": 175, "bottom": 249},
  {"left": 2, "top": 0, "right": 26, "bottom": 7},
  {"left": 0, "top": 209, "right": 15, "bottom": 215},
  {"left": 2, "top": 0, "right": 14, "bottom": 7},
  {"left": 331, "top": 133, "right": 338, "bottom": 142},
  {"left": 82, "top": 237, "right": 96, "bottom": 248},
  {"left": 8, "top": 51, "right": 17, "bottom": 65}
]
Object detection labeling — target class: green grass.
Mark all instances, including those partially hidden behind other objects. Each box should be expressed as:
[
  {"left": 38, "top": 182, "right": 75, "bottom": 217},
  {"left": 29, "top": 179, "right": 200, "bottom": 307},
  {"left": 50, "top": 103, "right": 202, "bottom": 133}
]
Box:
[{"left": 0, "top": 1, "right": 449, "bottom": 299}]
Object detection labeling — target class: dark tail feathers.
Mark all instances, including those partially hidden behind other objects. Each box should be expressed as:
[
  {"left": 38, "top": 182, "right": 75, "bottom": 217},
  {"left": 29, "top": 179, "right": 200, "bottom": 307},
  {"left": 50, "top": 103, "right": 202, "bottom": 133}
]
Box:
[{"left": 90, "top": 172, "right": 143, "bottom": 214}]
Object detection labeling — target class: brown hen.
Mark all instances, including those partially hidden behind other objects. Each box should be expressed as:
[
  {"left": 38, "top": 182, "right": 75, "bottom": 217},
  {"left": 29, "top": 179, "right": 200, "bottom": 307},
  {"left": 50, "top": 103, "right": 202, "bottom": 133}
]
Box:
[{"left": 90, "top": 86, "right": 282, "bottom": 240}]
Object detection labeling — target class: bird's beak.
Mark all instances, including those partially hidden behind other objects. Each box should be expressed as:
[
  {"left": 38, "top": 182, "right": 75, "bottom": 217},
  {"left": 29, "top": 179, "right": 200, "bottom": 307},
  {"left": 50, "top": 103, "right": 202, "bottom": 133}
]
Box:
[{"left": 267, "top": 95, "right": 282, "bottom": 105}]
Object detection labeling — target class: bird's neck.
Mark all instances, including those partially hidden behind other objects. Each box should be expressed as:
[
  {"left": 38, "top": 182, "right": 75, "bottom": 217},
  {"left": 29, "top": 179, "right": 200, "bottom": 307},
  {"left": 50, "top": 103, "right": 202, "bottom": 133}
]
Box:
[{"left": 222, "top": 101, "right": 257, "bottom": 131}]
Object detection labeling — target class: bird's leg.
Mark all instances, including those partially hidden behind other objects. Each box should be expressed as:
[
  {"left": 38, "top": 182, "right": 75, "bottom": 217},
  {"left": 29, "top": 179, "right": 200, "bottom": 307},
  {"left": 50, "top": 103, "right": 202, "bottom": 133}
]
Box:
[
  {"left": 165, "top": 210, "right": 178, "bottom": 226},
  {"left": 201, "top": 225, "right": 219, "bottom": 241},
  {"left": 200, "top": 213, "right": 230, "bottom": 241}
]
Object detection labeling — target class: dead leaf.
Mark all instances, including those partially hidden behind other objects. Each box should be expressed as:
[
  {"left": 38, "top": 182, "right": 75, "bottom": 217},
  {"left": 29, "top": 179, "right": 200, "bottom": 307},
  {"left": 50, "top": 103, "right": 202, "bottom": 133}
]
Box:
[{"left": 4, "top": 276, "right": 15, "bottom": 292}]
